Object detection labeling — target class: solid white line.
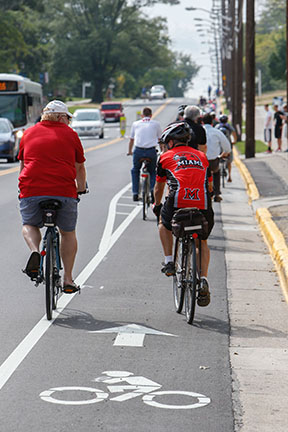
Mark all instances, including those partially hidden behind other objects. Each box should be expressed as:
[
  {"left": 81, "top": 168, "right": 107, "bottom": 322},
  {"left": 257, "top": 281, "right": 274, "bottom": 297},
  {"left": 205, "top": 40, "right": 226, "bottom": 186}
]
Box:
[
  {"left": 0, "top": 183, "right": 141, "bottom": 391},
  {"left": 98, "top": 183, "right": 132, "bottom": 252}
]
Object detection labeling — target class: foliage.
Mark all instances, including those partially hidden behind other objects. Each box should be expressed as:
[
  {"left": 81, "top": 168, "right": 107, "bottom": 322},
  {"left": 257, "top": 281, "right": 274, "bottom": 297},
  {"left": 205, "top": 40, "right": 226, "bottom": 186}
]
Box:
[
  {"left": 236, "top": 140, "right": 267, "bottom": 154},
  {"left": 0, "top": 0, "right": 199, "bottom": 101},
  {"left": 257, "top": 0, "right": 286, "bottom": 34},
  {"left": 256, "top": 0, "right": 286, "bottom": 92}
]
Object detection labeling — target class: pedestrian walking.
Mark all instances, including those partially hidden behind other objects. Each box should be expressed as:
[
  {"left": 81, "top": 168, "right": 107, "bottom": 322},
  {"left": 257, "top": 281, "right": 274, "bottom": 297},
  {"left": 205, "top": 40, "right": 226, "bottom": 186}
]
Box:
[
  {"left": 273, "top": 104, "right": 284, "bottom": 152},
  {"left": 282, "top": 104, "right": 288, "bottom": 152},
  {"left": 264, "top": 104, "right": 273, "bottom": 153}
]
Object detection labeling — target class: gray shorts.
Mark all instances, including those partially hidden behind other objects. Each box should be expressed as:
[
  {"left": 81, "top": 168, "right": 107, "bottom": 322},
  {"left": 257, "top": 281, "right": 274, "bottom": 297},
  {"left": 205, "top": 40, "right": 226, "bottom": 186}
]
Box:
[{"left": 19, "top": 196, "right": 79, "bottom": 232}]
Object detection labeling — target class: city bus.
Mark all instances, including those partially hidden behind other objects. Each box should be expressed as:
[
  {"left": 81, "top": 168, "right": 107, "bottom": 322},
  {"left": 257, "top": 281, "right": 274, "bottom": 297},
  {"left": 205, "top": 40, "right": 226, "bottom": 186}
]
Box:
[
  {"left": 0, "top": 73, "right": 43, "bottom": 129},
  {"left": 0, "top": 73, "right": 43, "bottom": 162}
]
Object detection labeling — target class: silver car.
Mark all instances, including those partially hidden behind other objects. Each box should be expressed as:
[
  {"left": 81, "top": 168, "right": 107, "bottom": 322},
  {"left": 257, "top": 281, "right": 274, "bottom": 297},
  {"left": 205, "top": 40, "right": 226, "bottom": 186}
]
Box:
[
  {"left": 149, "top": 85, "right": 167, "bottom": 100},
  {"left": 0, "top": 117, "right": 20, "bottom": 162},
  {"left": 71, "top": 108, "right": 104, "bottom": 138}
]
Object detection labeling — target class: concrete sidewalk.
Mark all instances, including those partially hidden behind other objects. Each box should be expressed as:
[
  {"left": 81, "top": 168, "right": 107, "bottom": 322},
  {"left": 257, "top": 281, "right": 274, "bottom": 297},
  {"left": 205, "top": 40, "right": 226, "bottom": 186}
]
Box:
[{"left": 221, "top": 150, "right": 288, "bottom": 431}]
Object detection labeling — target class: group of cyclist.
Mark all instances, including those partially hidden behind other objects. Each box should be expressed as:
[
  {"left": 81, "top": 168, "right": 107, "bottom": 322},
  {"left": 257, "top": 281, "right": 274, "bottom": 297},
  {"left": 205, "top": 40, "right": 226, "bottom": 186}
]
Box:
[
  {"left": 127, "top": 104, "right": 236, "bottom": 307},
  {"left": 18, "top": 99, "right": 235, "bottom": 308}
]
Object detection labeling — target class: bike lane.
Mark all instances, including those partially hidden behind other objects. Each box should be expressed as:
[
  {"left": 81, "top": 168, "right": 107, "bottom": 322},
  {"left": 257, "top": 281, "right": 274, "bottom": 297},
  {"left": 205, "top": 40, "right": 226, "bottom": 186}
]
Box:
[{"left": 0, "top": 188, "right": 233, "bottom": 431}]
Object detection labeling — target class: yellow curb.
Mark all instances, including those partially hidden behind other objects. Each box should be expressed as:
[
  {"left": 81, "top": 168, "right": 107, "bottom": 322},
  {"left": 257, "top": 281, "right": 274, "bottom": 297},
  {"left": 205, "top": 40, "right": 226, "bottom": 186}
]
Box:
[
  {"left": 233, "top": 146, "right": 259, "bottom": 203},
  {"left": 256, "top": 208, "right": 288, "bottom": 301}
]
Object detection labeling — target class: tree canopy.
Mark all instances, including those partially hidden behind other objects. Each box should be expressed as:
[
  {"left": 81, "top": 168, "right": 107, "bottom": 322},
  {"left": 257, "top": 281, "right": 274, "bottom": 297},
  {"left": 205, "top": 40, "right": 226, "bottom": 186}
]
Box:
[
  {"left": 256, "top": 0, "right": 286, "bottom": 92},
  {"left": 0, "top": 0, "right": 199, "bottom": 101}
]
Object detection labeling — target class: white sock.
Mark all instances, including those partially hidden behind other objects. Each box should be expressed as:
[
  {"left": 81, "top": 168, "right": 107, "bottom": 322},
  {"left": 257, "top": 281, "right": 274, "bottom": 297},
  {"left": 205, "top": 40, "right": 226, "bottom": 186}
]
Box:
[{"left": 165, "top": 256, "right": 173, "bottom": 264}]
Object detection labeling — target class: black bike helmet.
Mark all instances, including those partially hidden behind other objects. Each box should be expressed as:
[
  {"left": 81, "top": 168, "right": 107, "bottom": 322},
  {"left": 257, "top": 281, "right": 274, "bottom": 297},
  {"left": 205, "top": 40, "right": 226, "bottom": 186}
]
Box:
[
  {"left": 160, "top": 121, "right": 192, "bottom": 146},
  {"left": 219, "top": 114, "right": 228, "bottom": 123}
]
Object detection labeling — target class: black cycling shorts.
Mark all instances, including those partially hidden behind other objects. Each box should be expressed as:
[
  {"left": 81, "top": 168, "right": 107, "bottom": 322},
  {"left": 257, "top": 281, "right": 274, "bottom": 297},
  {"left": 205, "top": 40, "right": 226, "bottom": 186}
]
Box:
[{"left": 160, "top": 199, "right": 214, "bottom": 240}]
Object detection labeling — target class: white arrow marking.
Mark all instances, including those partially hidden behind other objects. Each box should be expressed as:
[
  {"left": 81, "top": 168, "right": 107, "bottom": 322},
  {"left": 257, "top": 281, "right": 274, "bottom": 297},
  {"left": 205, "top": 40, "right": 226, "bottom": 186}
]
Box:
[{"left": 89, "top": 324, "right": 177, "bottom": 347}]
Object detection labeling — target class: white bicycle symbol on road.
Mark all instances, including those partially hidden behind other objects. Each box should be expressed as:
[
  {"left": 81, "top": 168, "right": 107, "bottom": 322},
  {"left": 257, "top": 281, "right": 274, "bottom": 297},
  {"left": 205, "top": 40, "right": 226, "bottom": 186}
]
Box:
[{"left": 40, "top": 370, "right": 211, "bottom": 410}]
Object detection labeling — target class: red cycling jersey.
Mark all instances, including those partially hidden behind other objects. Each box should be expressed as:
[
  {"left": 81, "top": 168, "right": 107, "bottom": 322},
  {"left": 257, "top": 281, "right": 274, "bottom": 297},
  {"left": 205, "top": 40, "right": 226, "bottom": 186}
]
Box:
[
  {"left": 156, "top": 145, "right": 212, "bottom": 209},
  {"left": 18, "top": 121, "right": 85, "bottom": 199}
]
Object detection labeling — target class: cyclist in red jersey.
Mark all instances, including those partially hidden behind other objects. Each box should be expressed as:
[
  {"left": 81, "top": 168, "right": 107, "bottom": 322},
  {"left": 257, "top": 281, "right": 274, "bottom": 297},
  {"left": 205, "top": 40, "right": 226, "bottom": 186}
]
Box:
[
  {"left": 153, "top": 122, "right": 214, "bottom": 306},
  {"left": 18, "top": 100, "right": 86, "bottom": 294}
]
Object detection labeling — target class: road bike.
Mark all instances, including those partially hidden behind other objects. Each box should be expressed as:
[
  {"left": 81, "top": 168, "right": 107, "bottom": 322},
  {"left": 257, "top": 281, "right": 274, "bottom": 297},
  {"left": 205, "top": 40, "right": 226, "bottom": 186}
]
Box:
[
  {"left": 172, "top": 208, "right": 208, "bottom": 325},
  {"left": 139, "top": 157, "right": 152, "bottom": 220},
  {"left": 218, "top": 156, "right": 228, "bottom": 189}
]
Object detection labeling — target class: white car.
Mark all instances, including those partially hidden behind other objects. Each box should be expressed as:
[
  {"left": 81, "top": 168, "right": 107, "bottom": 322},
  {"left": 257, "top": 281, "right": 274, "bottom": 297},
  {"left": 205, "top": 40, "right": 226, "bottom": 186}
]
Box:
[
  {"left": 149, "top": 85, "right": 167, "bottom": 100},
  {"left": 71, "top": 108, "right": 104, "bottom": 138}
]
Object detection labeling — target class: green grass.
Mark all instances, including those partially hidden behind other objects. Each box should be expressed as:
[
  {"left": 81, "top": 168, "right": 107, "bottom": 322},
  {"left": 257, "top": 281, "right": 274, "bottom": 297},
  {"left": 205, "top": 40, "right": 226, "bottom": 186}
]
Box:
[{"left": 236, "top": 140, "right": 267, "bottom": 154}]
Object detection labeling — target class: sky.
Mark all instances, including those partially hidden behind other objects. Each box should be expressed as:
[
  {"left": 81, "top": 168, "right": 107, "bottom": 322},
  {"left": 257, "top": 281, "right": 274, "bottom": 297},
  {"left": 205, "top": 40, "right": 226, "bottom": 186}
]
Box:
[{"left": 144, "top": 0, "right": 263, "bottom": 99}]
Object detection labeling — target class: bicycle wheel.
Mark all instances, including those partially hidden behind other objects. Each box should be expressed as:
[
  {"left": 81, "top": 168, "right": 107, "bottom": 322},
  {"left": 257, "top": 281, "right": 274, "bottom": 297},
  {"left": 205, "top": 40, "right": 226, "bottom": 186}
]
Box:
[
  {"left": 185, "top": 240, "right": 197, "bottom": 325},
  {"left": 142, "top": 177, "right": 149, "bottom": 220},
  {"left": 45, "top": 231, "right": 55, "bottom": 320},
  {"left": 173, "top": 238, "right": 185, "bottom": 313},
  {"left": 221, "top": 164, "right": 225, "bottom": 188}
]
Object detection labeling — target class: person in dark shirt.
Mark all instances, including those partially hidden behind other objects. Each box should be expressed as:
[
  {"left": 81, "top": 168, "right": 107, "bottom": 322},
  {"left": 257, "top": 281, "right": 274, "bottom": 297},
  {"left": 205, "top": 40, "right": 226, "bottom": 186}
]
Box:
[
  {"left": 273, "top": 105, "right": 284, "bottom": 152},
  {"left": 183, "top": 105, "right": 207, "bottom": 154}
]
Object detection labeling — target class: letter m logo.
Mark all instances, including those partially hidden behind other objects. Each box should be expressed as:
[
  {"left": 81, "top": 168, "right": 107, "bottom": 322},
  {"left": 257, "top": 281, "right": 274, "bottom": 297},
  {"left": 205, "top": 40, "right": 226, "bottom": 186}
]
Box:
[{"left": 183, "top": 188, "right": 200, "bottom": 200}]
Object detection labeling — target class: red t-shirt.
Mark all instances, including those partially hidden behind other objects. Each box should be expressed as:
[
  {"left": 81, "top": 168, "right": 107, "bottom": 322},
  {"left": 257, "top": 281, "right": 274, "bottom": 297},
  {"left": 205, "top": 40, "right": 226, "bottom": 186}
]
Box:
[
  {"left": 156, "top": 145, "right": 212, "bottom": 209},
  {"left": 18, "top": 121, "right": 86, "bottom": 198}
]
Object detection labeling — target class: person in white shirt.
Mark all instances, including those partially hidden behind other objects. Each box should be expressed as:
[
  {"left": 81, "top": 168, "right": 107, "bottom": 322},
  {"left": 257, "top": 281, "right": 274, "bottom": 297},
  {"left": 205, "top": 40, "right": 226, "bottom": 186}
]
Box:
[
  {"left": 203, "top": 113, "right": 231, "bottom": 202},
  {"left": 128, "top": 107, "right": 162, "bottom": 201},
  {"left": 264, "top": 104, "right": 273, "bottom": 153}
]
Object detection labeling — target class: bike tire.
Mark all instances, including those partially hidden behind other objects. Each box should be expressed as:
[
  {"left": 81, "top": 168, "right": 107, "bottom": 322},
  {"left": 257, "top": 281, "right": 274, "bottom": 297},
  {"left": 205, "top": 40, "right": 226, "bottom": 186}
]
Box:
[
  {"left": 222, "top": 166, "right": 225, "bottom": 188},
  {"left": 185, "top": 240, "right": 197, "bottom": 325},
  {"left": 142, "top": 178, "right": 149, "bottom": 220},
  {"left": 45, "top": 231, "right": 54, "bottom": 320},
  {"left": 173, "top": 238, "right": 185, "bottom": 313},
  {"left": 52, "top": 231, "right": 61, "bottom": 310}
]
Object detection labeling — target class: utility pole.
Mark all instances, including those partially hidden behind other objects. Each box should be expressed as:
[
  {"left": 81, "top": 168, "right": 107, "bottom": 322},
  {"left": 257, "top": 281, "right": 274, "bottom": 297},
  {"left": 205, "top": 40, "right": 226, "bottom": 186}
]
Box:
[
  {"left": 245, "top": 0, "right": 255, "bottom": 158},
  {"left": 235, "top": 0, "right": 243, "bottom": 141}
]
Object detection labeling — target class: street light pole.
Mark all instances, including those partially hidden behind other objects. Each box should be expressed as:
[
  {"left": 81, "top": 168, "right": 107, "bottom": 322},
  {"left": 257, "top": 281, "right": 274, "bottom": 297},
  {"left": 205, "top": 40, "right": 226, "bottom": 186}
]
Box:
[{"left": 245, "top": 0, "right": 255, "bottom": 158}]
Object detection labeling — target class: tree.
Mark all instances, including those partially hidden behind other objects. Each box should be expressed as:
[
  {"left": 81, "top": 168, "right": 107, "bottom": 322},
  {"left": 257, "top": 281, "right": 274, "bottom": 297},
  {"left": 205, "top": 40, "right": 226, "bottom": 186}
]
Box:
[
  {"left": 268, "top": 31, "right": 286, "bottom": 82},
  {"left": 49, "top": 0, "right": 181, "bottom": 102}
]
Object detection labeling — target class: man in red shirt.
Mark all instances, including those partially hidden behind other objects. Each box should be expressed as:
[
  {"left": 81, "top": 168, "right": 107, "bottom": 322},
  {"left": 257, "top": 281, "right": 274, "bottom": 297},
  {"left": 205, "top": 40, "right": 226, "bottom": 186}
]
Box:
[
  {"left": 153, "top": 122, "right": 214, "bottom": 306},
  {"left": 18, "top": 100, "right": 86, "bottom": 294}
]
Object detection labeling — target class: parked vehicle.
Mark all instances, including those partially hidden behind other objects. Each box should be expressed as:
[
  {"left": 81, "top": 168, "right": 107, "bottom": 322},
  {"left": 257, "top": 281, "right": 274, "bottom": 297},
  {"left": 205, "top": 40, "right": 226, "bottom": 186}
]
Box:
[
  {"left": 100, "top": 102, "right": 124, "bottom": 122},
  {"left": 71, "top": 108, "right": 104, "bottom": 138},
  {"left": 149, "top": 85, "right": 167, "bottom": 100},
  {"left": 0, "top": 117, "right": 21, "bottom": 162}
]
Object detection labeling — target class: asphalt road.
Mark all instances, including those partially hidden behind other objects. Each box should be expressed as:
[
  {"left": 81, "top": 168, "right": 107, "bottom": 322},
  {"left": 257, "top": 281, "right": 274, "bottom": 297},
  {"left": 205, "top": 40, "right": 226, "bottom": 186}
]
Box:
[{"left": 0, "top": 98, "right": 234, "bottom": 432}]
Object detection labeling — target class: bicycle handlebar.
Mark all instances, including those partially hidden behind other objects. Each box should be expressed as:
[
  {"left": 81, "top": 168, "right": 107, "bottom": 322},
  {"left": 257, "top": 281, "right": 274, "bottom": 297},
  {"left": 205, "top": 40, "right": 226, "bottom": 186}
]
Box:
[{"left": 78, "top": 182, "right": 89, "bottom": 196}]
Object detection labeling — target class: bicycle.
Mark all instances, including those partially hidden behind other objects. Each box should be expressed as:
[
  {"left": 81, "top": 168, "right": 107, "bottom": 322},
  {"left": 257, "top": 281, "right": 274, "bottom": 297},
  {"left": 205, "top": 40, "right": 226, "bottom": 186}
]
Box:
[
  {"left": 218, "top": 156, "right": 228, "bottom": 189},
  {"left": 33, "top": 189, "right": 88, "bottom": 321},
  {"left": 33, "top": 199, "right": 63, "bottom": 321},
  {"left": 171, "top": 208, "right": 208, "bottom": 325},
  {"left": 138, "top": 157, "right": 152, "bottom": 220}
]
